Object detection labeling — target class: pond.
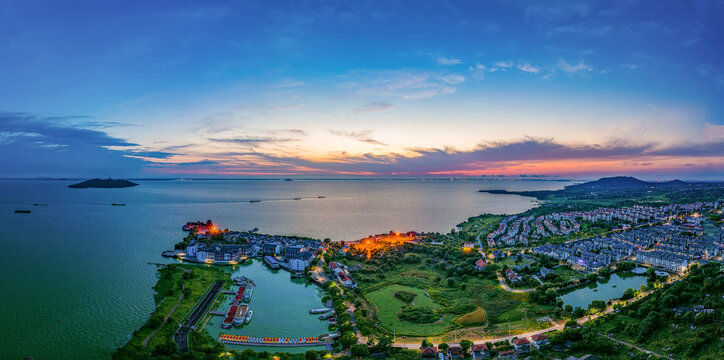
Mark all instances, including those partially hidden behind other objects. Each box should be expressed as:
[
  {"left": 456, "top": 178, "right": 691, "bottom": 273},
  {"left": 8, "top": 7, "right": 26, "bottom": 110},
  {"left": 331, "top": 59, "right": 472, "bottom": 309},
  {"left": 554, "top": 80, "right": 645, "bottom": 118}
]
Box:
[
  {"left": 558, "top": 269, "right": 648, "bottom": 309},
  {"left": 204, "top": 260, "right": 329, "bottom": 353}
]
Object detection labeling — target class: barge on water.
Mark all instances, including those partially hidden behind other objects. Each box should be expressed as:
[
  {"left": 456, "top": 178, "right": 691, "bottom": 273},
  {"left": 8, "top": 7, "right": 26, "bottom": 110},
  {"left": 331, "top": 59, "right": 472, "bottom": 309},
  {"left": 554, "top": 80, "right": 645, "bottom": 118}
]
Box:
[{"left": 309, "top": 308, "right": 332, "bottom": 314}]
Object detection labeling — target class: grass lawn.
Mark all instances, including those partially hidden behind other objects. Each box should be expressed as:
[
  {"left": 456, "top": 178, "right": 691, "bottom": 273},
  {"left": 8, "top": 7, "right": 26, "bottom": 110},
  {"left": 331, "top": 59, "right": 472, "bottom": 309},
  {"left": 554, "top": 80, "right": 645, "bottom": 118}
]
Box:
[
  {"left": 355, "top": 260, "right": 557, "bottom": 337},
  {"left": 456, "top": 214, "right": 505, "bottom": 239},
  {"left": 366, "top": 284, "right": 455, "bottom": 336},
  {"left": 498, "top": 256, "right": 535, "bottom": 268},
  {"left": 453, "top": 306, "right": 486, "bottom": 327},
  {"left": 552, "top": 266, "right": 583, "bottom": 282}
]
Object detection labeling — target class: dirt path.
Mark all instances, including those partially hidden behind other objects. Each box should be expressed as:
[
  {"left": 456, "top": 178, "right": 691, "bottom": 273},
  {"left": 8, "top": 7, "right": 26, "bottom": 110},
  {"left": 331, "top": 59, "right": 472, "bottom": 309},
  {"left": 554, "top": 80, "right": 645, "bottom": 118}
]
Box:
[
  {"left": 143, "top": 284, "right": 186, "bottom": 347},
  {"left": 598, "top": 333, "right": 672, "bottom": 359}
]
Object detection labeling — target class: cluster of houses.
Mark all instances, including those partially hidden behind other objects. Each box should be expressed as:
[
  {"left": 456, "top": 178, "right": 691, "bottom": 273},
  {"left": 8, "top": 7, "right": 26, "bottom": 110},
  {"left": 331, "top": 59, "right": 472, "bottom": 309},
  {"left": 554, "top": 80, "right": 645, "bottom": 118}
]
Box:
[
  {"left": 529, "top": 204, "right": 722, "bottom": 272},
  {"left": 485, "top": 202, "right": 719, "bottom": 248},
  {"left": 419, "top": 333, "right": 549, "bottom": 359},
  {"left": 532, "top": 237, "right": 637, "bottom": 271},
  {"left": 180, "top": 230, "right": 324, "bottom": 274},
  {"left": 329, "top": 262, "right": 357, "bottom": 288}
]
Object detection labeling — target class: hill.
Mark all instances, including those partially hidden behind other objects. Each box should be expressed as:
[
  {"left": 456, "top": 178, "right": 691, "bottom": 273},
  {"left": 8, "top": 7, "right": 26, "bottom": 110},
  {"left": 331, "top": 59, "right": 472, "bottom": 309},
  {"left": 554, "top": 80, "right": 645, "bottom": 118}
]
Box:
[
  {"left": 563, "top": 176, "right": 691, "bottom": 191},
  {"left": 68, "top": 178, "right": 139, "bottom": 189}
]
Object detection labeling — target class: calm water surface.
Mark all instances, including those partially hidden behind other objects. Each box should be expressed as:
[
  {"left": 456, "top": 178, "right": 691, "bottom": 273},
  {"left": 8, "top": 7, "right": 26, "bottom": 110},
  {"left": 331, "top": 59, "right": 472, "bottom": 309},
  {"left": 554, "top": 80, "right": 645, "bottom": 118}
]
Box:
[
  {"left": 0, "top": 179, "right": 568, "bottom": 359},
  {"left": 558, "top": 270, "right": 648, "bottom": 309}
]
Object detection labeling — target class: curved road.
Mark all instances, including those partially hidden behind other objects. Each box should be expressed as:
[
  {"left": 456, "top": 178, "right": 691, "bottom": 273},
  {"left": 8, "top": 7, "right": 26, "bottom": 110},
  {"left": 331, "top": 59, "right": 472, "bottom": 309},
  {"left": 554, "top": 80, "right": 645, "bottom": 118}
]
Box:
[{"left": 175, "top": 280, "right": 223, "bottom": 354}]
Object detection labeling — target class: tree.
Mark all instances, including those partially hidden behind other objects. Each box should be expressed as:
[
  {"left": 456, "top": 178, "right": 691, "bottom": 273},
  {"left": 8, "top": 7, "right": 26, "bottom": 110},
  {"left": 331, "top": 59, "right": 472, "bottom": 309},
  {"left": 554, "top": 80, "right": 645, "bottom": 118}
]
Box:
[
  {"left": 370, "top": 335, "right": 393, "bottom": 354},
  {"left": 438, "top": 343, "right": 449, "bottom": 352},
  {"left": 350, "top": 344, "right": 370, "bottom": 359},
  {"left": 620, "top": 287, "right": 636, "bottom": 301},
  {"left": 646, "top": 267, "right": 657, "bottom": 282},
  {"left": 421, "top": 339, "right": 433, "bottom": 348},
  {"left": 459, "top": 340, "right": 473, "bottom": 353},
  {"left": 339, "top": 332, "right": 358, "bottom": 350},
  {"left": 305, "top": 350, "right": 318, "bottom": 360}
]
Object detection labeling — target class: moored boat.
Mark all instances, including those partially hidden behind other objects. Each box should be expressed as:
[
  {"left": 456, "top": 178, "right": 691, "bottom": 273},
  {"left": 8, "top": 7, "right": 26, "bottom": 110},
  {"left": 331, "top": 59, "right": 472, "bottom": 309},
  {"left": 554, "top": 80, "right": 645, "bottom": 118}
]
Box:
[
  {"left": 233, "top": 305, "right": 249, "bottom": 327},
  {"left": 243, "top": 286, "right": 253, "bottom": 302},
  {"left": 244, "top": 309, "right": 253, "bottom": 324}
]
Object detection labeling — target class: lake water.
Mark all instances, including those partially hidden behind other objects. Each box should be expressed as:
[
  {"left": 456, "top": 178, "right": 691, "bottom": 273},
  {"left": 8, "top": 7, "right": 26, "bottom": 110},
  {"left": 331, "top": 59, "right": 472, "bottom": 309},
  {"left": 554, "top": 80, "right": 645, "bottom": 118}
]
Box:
[
  {"left": 558, "top": 270, "right": 648, "bottom": 309},
  {"left": 0, "top": 179, "right": 568, "bottom": 359}
]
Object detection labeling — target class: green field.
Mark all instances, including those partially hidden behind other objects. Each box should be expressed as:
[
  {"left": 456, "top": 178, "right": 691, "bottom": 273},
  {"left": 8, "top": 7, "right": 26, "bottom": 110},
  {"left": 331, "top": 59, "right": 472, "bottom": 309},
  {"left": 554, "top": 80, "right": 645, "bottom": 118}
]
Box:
[
  {"left": 498, "top": 256, "right": 535, "bottom": 268},
  {"left": 552, "top": 266, "right": 583, "bottom": 282},
  {"left": 366, "top": 285, "right": 454, "bottom": 336},
  {"left": 113, "top": 264, "right": 230, "bottom": 359}
]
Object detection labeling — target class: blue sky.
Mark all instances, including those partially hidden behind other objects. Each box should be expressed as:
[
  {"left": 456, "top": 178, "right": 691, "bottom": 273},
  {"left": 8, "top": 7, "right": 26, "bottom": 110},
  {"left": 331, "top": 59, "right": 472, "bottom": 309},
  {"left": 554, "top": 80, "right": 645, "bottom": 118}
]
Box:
[{"left": 1, "top": 0, "right": 723, "bottom": 179}]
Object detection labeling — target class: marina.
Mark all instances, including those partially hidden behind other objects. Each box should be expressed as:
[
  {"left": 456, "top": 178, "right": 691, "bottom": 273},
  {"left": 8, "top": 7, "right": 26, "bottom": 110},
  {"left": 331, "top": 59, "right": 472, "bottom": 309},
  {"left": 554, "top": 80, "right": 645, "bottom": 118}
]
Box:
[{"left": 204, "top": 260, "right": 329, "bottom": 351}]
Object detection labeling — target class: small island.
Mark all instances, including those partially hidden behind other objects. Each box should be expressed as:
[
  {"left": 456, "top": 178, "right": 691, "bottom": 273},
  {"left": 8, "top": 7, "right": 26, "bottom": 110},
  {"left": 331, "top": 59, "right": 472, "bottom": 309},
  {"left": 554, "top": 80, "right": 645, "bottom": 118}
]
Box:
[{"left": 68, "top": 178, "right": 139, "bottom": 189}]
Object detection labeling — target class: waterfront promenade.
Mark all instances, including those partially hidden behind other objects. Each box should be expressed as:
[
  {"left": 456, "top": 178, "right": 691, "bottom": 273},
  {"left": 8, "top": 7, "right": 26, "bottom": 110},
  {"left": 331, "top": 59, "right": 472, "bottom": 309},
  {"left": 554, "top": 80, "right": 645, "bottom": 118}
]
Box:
[{"left": 175, "top": 280, "right": 224, "bottom": 354}]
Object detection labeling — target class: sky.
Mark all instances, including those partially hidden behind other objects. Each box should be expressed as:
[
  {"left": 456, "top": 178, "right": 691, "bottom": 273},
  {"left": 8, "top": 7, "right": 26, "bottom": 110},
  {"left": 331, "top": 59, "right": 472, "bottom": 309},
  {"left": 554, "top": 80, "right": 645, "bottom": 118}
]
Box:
[{"left": 1, "top": 0, "right": 723, "bottom": 179}]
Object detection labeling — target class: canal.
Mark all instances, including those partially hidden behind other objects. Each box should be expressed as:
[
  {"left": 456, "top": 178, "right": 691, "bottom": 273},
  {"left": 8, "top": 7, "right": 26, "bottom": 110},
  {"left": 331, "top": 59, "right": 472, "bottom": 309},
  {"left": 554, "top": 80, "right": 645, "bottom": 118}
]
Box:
[
  {"left": 558, "top": 269, "right": 648, "bottom": 309},
  {"left": 205, "top": 260, "right": 329, "bottom": 353}
]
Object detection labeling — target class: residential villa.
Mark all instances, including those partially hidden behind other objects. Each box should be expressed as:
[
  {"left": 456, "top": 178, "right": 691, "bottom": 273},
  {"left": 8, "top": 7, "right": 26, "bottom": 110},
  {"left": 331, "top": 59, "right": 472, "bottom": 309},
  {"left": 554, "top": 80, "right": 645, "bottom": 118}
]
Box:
[
  {"left": 531, "top": 333, "right": 549, "bottom": 349},
  {"left": 512, "top": 337, "right": 530, "bottom": 353},
  {"left": 471, "top": 344, "right": 489, "bottom": 358}
]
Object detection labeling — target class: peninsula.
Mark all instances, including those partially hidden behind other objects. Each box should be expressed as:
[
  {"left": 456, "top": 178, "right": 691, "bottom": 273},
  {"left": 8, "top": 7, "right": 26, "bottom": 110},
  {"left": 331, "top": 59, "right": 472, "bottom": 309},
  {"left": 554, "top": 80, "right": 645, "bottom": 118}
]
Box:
[
  {"left": 68, "top": 178, "right": 139, "bottom": 189},
  {"left": 114, "top": 177, "right": 724, "bottom": 360}
]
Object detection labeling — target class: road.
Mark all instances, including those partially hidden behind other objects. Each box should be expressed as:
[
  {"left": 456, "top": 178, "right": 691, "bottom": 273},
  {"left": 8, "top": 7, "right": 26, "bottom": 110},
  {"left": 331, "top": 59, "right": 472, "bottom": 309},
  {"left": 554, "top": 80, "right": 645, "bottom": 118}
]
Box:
[{"left": 174, "top": 280, "right": 223, "bottom": 354}]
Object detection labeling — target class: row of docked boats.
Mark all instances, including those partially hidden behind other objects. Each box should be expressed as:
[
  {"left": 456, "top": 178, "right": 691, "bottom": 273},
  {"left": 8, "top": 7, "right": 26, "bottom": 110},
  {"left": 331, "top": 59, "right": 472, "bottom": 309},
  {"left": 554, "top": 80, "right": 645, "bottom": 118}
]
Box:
[
  {"left": 219, "top": 334, "right": 322, "bottom": 345},
  {"left": 221, "top": 285, "right": 254, "bottom": 329}
]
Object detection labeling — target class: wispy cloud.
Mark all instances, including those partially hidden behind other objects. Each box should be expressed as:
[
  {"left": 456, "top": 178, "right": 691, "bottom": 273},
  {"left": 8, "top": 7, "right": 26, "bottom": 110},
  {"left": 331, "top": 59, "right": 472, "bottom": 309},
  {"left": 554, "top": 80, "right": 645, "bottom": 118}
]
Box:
[
  {"left": 210, "top": 136, "right": 298, "bottom": 144},
  {"left": 352, "top": 102, "right": 396, "bottom": 115},
  {"left": 558, "top": 59, "right": 593, "bottom": 73},
  {"left": 621, "top": 63, "right": 639, "bottom": 71},
  {"left": 494, "top": 61, "right": 514, "bottom": 69},
  {"left": 517, "top": 63, "right": 540, "bottom": 74},
  {"left": 329, "top": 130, "right": 387, "bottom": 146},
  {"left": 469, "top": 63, "right": 487, "bottom": 80},
  {"left": 0, "top": 112, "right": 147, "bottom": 177},
  {"left": 245, "top": 137, "right": 724, "bottom": 176},
  {"left": 436, "top": 57, "right": 462, "bottom": 65},
  {"left": 349, "top": 70, "right": 460, "bottom": 100}
]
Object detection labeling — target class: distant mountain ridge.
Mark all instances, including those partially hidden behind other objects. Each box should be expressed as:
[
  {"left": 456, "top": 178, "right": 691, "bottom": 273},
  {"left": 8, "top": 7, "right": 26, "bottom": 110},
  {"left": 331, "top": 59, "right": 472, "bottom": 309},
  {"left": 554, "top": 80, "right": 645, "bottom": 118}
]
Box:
[
  {"left": 68, "top": 178, "right": 139, "bottom": 189},
  {"left": 563, "top": 176, "right": 691, "bottom": 190}
]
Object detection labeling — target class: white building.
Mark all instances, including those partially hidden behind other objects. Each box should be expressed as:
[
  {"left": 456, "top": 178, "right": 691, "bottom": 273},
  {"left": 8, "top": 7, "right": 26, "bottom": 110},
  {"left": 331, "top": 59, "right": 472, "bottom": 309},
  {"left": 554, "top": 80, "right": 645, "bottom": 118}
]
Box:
[{"left": 290, "top": 251, "right": 315, "bottom": 272}]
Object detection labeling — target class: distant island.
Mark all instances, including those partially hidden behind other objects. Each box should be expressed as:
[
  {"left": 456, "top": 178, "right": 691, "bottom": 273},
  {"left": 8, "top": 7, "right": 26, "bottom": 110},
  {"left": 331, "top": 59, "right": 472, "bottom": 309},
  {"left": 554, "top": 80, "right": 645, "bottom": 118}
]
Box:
[{"left": 68, "top": 178, "right": 139, "bottom": 189}]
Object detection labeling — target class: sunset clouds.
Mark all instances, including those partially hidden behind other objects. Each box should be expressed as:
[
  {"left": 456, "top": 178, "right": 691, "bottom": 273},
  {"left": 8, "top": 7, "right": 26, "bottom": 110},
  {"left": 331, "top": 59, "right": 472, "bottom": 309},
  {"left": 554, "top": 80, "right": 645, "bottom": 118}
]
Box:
[{"left": 1, "top": 1, "right": 723, "bottom": 179}]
